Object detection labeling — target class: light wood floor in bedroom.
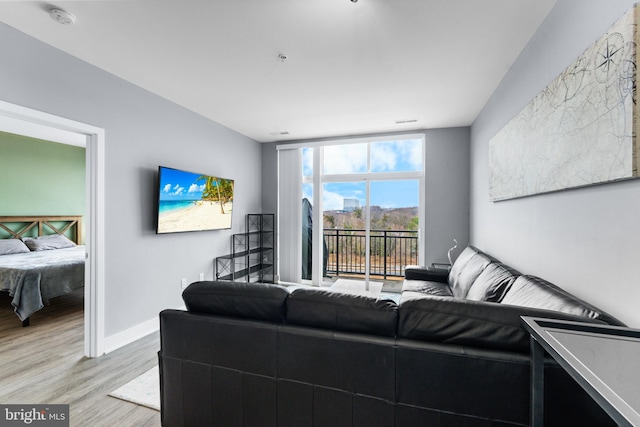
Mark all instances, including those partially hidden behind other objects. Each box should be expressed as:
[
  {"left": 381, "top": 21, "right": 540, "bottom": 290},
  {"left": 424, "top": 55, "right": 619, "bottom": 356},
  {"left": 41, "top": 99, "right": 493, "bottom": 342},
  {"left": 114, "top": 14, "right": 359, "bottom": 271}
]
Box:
[{"left": 0, "top": 289, "right": 161, "bottom": 427}]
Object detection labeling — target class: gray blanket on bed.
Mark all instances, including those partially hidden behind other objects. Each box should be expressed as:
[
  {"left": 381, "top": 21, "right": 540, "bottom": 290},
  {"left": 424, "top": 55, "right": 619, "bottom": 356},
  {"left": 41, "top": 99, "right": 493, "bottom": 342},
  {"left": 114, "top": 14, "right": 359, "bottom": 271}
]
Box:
[{"left": 0, "top": 246, "right": 85, "bottom": 321}]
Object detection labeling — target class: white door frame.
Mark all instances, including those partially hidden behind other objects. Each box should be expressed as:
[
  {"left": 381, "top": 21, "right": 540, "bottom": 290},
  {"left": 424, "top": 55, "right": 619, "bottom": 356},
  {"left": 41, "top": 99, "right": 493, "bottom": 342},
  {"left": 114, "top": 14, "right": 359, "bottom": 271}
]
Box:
[{"left": 0, "top": 100, "right": 105, "bottom": 357}]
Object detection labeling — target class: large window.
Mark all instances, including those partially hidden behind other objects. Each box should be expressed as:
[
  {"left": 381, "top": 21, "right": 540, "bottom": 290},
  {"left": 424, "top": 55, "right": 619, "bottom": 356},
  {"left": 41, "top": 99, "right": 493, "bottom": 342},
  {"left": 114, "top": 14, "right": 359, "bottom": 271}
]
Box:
[{"left": 278, "top": 135, "right": 425, "bottom": 286}]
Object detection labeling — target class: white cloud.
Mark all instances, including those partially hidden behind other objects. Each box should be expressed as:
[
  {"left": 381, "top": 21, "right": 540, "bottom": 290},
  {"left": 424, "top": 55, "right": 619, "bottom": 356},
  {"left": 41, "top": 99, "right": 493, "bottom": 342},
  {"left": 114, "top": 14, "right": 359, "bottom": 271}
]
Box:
[
  {"left": 323, "top": 189, "right": 345, "bottom": 211},
  {"left": 188, "top": 183, "right": 204, "bottom": 193},
  {"left": 322, "top": 140, "right": 422, "bottom": 174},
  {"left": 370, "top": 142, "right": 397, "bottom": 172},
  {"left": 323, "top": 144, "right": 367, "bottom": 174},
  {"left": 402, "top": 139, "right": 423, "bottom": 169},
  {"left": 162, "top": 183, "right": 172, "bottom": 193},
  {"left": 302, "top": 147, "right": 313, "bottom": 176},
  {"left": 171, "top": 185, "right": 185, "bottom": 195}
]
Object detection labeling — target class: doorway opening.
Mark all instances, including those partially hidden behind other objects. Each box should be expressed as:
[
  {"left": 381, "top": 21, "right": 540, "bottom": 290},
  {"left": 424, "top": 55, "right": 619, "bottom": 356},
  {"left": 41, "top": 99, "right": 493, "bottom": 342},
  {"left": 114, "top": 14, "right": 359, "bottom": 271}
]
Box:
[{"left": 0, "top": 100, "right": 105, "bottom": 357}]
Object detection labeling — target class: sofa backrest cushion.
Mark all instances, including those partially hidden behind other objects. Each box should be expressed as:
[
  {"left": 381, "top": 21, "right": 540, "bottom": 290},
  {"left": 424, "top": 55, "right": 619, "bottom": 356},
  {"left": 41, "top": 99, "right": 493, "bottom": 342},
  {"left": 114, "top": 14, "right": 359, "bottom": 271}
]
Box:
[
  {"left": 501, "top": 275, "right": 624, "bottom": 326},
  {"left": 465, "top": 263, "right": 519, "bottom": 303},
  {"left": 448, "top": 246, "right": 496, "bottom": 299},
  {"left": 287, "top": 288, "right": 398, "bottom": 337},
  {"left": 182, "top": 281, "right": 290, "bottom": 323},
  {"left": 397, "top": 291, "right": 609, "bottom": 353}
]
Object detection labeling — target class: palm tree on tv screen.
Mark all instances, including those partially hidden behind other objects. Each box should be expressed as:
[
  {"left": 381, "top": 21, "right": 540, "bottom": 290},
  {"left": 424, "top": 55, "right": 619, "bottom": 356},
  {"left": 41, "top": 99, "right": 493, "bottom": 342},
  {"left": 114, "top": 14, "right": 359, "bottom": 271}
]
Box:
[{"left": 196, "top": 175, "right": 233, "bottom": 214}]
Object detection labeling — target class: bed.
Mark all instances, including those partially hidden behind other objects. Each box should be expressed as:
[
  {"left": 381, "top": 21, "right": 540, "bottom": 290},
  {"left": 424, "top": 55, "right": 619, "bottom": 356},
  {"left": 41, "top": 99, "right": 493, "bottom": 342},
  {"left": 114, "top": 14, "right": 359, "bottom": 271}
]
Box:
[{"left": 0, "top": 216, "right": 85, "bottom": 326}]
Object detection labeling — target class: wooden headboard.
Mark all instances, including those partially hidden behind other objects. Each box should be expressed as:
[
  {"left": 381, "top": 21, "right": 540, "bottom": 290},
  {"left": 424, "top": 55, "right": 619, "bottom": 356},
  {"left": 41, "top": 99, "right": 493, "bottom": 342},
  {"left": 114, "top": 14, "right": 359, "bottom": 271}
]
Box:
[{"left": 0, "top": 216, "right": 83, "bottom": 244}]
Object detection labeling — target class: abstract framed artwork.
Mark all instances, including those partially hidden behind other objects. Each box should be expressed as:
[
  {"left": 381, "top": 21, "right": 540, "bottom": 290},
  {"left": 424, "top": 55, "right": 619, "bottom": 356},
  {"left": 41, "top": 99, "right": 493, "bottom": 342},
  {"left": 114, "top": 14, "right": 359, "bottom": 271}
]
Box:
[{"left": 489, "top": 4, "right": 640, "bottom": 201}]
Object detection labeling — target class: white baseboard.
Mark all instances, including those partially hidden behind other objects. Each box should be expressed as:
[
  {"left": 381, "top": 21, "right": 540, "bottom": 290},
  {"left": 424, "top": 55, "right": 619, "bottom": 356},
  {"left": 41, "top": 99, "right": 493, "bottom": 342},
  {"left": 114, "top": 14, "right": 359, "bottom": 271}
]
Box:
[{"left": 103, "top": 305, "right": 186, "bottom": 354}]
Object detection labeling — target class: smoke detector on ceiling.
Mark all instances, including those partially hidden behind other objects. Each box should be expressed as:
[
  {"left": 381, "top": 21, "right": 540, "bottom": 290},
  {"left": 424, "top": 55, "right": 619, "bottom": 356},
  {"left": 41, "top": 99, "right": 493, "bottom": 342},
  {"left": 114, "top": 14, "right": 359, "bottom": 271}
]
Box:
[{"left": 49, "top": 8, "right": 76, "bottom": 25}]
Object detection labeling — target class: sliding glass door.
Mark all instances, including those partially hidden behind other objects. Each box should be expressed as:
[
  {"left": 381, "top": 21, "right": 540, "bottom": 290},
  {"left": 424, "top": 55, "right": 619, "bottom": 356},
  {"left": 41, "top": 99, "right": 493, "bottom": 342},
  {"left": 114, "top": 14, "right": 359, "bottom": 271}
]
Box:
[
  {"left": 367, "top": 180, "right": 420, "bottom": 284},
  {"left": 322, "top": 179, "right": 420, "bottom": 287},
  {"left": 322, "top": 181, "right": 367, "bottom": 285}
]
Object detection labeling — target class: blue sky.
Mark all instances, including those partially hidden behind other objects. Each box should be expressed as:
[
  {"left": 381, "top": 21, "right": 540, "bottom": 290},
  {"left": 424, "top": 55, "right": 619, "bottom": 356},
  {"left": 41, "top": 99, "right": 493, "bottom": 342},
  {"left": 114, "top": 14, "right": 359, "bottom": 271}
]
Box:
[
  {"left": 305, "top": 180, "right": 419, "bottom": 211},
  {"left": 302, "top": 139, "right": 422, "bottom": 210},
  {"left": 158, "top": 167, "right": 207, "bottom": 201}
]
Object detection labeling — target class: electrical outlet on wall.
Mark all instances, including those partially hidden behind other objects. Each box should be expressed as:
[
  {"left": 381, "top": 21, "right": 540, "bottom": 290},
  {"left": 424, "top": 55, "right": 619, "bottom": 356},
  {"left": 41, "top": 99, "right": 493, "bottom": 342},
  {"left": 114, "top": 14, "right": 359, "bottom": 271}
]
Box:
[
  {"left": 181, "top": 278, "right": 188, "bottom": 289},
  {"left": 199, "top": 272, "right": 204, "bottom": 281}
]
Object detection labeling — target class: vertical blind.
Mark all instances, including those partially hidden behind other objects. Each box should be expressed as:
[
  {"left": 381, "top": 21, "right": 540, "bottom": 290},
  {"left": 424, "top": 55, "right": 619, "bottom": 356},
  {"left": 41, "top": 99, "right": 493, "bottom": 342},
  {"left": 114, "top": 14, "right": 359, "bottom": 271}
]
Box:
[{"left": 277, "top": 147, "right": 302, "bottom": 283}]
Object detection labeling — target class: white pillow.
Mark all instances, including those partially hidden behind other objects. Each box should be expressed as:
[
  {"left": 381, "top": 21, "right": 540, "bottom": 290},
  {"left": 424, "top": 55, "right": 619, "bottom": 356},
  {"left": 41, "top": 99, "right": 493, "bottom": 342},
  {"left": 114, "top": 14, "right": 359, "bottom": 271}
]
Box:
[
  {"left": 0, "top": 239, "right": 31, "bottom": 255},
  {"left": 23, "top": 234, "right": 76, "bottom": 251}
]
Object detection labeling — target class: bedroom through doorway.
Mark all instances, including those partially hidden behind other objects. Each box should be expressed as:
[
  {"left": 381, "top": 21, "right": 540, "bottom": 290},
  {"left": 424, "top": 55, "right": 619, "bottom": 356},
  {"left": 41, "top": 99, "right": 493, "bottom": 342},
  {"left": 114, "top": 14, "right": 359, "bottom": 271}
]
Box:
[
  {"left": 0, "top": 135, "right": 86, "bottom": 333},
  {"left": 0, "top": 100, "right": 105, "bottom": 357}
]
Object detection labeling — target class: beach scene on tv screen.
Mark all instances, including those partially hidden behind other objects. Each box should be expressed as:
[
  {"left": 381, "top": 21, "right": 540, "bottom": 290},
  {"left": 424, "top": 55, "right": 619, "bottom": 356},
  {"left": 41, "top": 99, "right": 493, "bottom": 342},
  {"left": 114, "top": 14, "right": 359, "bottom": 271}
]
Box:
[{"left": 157, "top": 167, "right": 233, "bottom": 233}]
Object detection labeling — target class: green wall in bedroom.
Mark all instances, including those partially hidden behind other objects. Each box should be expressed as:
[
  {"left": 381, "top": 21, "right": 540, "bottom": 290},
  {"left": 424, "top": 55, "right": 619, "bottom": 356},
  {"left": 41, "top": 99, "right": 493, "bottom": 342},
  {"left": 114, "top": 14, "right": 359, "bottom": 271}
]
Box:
[{"left": 0, "top": 131, "right": 85, "bottom": 217}]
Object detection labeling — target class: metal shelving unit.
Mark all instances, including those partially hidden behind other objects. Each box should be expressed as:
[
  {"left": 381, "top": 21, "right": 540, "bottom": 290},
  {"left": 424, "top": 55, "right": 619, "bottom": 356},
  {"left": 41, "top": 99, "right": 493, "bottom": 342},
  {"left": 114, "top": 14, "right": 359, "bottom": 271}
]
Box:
[{"left": 215, "top": 214, "right": 275, "bottom": 283}]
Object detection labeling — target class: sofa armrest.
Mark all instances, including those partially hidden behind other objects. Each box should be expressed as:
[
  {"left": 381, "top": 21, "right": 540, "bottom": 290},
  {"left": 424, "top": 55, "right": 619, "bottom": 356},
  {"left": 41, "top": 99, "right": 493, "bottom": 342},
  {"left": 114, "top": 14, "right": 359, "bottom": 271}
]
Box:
[{"left": 404, "top": 265, "right": 449, "bottom": 283}]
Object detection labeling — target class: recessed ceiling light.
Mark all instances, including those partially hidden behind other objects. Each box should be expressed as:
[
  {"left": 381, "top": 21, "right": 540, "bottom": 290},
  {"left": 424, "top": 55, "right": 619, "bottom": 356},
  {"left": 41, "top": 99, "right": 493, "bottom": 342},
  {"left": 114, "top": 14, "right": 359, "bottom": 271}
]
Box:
[{"left": 49, "top": 8, "right": 76, "bottom": 25}]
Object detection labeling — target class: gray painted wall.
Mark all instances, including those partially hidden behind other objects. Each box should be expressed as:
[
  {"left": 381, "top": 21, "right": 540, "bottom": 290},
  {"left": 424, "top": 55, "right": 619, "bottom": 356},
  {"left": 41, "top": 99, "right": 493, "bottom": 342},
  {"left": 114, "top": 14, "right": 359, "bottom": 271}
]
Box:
[
  {"left": 261, "top": 128, "right": 470, "bottom": 269},
  {"left": 471, "top": 0, "right": 639, "bottom": 326},
  {"left": 0, "top": 23, "right": 262, "bottom": 337}
]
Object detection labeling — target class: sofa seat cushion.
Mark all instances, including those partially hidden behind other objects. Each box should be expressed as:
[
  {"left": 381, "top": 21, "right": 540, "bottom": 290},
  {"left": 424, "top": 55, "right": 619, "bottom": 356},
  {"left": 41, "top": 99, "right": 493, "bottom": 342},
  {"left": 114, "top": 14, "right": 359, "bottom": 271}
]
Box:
[
  {"left": 287, "top": 288, "right": 398, "bottom": 337},
  {"left": 402, "top": 279, "right": 453, "bottom": 296},
  {"left": 501, "top": 275, "right": 624, "bottom": 326},
  {"left": 465, "top": 263, "right": 519, "bottom": 303},
  {"left": 448, "top": 246, "right": 496, "bottom": 299},
  {"left": 182, "top": 281, "right": 290, "bottom": 323}
]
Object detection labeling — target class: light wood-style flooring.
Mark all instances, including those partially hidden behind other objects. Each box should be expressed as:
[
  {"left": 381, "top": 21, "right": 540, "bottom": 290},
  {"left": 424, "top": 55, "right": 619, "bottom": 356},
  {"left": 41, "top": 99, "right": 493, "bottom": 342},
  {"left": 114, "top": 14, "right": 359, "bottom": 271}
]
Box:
[{"left": 0, "top": 289, "right": 161, "bottom": 427}]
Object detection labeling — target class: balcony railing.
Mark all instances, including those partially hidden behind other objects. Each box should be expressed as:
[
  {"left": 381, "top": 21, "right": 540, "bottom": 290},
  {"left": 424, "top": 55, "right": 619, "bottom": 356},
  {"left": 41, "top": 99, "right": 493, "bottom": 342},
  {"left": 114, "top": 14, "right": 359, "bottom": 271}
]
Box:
[{"left": 323, "top": 228, "right": 418, "bottom": 279}]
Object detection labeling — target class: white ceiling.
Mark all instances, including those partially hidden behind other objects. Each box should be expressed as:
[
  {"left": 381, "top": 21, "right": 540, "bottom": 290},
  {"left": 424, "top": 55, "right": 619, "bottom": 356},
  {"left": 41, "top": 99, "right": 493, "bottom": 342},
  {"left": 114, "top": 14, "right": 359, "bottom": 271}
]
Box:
[{"left": 0, "top": 0, "right": 556, "bottom": 143}]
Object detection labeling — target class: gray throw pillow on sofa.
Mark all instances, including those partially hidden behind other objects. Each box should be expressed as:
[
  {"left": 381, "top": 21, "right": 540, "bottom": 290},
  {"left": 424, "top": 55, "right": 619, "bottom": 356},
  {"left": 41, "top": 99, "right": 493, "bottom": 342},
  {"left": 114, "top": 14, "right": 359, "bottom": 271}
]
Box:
[{"left": 0, "top": 239, "right": 31, "bottom": 255}]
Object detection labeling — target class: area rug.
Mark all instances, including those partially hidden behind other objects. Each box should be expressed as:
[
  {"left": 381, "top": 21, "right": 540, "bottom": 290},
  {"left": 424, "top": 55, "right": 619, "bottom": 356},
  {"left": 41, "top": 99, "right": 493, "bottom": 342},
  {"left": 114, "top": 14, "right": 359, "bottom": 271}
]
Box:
[{"left": 109, "top": 365, "right": 160, "bottom": 411}]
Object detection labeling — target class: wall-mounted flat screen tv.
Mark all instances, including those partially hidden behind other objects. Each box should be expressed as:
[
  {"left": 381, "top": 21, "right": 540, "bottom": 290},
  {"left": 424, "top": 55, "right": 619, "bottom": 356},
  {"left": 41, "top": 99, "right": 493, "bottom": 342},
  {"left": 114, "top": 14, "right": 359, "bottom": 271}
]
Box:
[{"left": 156, "top": 166, "right": 234, "bottom": 234}]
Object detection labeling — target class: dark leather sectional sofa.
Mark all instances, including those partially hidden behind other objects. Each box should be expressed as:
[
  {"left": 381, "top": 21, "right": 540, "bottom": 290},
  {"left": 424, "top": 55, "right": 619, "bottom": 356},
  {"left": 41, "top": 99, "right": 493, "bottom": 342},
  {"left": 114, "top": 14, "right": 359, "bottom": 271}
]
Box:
[{"left": 159, "top": 246, "right": 623, "bottom": 426}]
